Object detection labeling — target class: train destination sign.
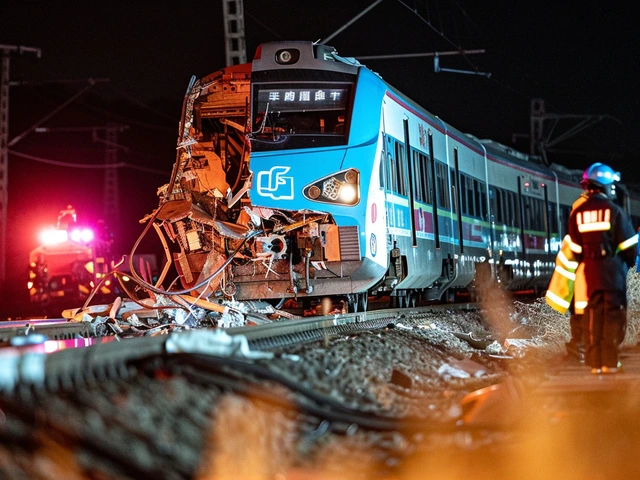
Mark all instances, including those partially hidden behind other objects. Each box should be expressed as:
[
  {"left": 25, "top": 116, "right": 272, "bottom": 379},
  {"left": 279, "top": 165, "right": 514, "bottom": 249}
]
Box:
[{"left": 257, "top": 87, "right": 349, "bottom": 112}]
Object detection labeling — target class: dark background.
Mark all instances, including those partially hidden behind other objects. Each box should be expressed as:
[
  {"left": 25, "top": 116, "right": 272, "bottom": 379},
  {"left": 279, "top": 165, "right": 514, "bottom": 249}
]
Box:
[{"left": 1, "top": 1, "right": 638, "bottom": 317}]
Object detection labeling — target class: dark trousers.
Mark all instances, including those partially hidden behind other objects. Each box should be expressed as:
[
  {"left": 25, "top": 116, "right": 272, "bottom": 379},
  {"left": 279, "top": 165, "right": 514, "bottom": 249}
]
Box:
[
  {"left": 584, "top": 290, "right": 627, "bottom": 369},
  {"left": 568, "top": 313, "right": 584, "bottom": 348}
]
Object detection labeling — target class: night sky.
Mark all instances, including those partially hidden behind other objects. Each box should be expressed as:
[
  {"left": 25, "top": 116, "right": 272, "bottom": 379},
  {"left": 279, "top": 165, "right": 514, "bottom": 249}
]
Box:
[{"left": 1, "top": 1, "right": 638, "bottom": 314}]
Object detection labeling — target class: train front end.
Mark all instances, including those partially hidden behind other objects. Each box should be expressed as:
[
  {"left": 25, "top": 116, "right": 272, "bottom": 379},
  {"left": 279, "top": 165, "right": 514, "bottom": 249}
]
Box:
[{"left": 235, "top": 41, "right": 388, "bottom": 308}]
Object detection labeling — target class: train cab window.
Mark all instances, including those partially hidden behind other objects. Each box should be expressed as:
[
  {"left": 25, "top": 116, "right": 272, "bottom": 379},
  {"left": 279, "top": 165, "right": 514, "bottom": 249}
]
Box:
[{"left": 250, "top": 82, "right": 352, "bottom": 151}]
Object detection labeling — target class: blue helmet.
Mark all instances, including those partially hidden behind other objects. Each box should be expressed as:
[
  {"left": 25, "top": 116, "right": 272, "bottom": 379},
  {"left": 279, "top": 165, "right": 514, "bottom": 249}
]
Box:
[{"left": 580, "top": 162, "right": 620, "bottom": 188}]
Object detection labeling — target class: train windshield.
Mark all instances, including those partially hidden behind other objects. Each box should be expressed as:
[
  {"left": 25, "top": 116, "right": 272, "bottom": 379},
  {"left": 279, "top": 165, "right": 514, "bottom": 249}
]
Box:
[{"left": 250, "top": 82, "right": 352, "bottom": 151}]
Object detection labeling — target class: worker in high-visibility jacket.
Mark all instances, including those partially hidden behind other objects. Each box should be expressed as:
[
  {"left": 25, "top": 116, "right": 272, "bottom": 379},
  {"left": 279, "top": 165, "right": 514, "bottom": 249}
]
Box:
[
  {"left": 567, "top": 163, "right": 638, "bottom": 374},
  {"left": 546, "top": 191, "right": 588, "bottom": 360}
]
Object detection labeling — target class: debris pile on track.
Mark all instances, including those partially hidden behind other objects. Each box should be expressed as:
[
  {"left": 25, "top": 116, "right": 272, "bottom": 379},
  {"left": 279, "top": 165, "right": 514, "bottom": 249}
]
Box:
[{"left": 2, "top": 272, "right": 640, "bottom": 479}]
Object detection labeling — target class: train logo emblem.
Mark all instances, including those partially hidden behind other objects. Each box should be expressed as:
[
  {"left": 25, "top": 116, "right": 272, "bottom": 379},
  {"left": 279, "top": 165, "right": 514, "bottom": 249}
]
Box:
[
  {"left": 257, "top": 166, "right": 294, "bottom": 200},
  {"left": 370, "top": 233, "right": 377, "bottom": 257}
]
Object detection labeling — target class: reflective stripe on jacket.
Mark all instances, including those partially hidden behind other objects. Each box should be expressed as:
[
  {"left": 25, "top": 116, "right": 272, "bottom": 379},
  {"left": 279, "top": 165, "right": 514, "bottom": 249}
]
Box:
[
  {"left": 545, "top": 193, "right": 589, "bottom": 314},
  {"left": 546, "top": 235, "right": 580, "bottom": 314},
  {"left": 568, "top": 192, "right": 638, "bottom": 298}
]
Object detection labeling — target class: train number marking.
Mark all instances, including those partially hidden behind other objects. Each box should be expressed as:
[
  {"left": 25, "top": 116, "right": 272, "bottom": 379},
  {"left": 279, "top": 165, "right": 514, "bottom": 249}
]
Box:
[{"left": 257, "top": 166, "right": 294, "bottom": 200}]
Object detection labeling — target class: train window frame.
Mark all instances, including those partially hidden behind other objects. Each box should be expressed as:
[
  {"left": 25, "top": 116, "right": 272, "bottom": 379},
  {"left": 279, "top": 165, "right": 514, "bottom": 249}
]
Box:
[{"left": 249, "top": 80, "right": 353, "bottom": 151}]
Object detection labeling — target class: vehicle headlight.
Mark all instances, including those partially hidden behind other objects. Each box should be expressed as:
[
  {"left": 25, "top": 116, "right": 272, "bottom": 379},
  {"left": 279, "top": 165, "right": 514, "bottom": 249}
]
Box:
[{"left": 303, "top": 169, "right": 360, "bottom": 206}]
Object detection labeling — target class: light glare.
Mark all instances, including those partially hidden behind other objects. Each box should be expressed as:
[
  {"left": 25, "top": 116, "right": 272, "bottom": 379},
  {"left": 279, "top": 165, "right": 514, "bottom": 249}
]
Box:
[{"left": 39, "top": 228, "right": 68, "bottom": 245}]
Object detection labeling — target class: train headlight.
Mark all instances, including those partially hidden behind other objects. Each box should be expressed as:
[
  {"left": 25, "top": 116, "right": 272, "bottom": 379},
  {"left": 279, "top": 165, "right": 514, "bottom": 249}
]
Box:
[
  {"left": 275, "top": 48, "right": 300, "bottom": 65},
  {"left": 338, "top": 183, "right": 358, "bottom": 203},
  {"left": 303, "top": 168, "right": 360, "bottom": 206}
]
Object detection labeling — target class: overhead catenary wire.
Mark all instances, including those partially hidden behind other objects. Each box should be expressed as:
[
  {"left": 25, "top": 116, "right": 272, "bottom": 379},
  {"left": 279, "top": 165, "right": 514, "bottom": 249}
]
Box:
[{"left": 8, "top": 149, "right": 169, "bottom": 175}]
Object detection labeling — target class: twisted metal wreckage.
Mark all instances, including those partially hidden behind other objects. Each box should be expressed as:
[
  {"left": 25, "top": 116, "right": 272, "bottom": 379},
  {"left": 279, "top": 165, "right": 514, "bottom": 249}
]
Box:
[{"left": 65, "top": 64, "right": 346, "bottom": 335}]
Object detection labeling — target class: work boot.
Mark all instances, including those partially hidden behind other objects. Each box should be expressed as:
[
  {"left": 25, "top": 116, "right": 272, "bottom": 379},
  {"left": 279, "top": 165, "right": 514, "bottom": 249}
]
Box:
[
  {"left": 601, "top": 362, "right": 623, "bottom": 374},
  {"left": 566, "top": 342, "right": 586, "bottom": 363}
]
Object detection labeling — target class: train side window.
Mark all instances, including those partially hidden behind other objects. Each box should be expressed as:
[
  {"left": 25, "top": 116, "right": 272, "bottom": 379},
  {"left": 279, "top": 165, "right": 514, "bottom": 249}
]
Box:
[
  {"left": 395, "top": 142, "right": 406, "bottom": 196},
  {"left": 412, "top": 151, "right": 423, "bottom": 202},
  {"left": 379, "top": 147, "right": 387, "bottom": 190},
  {"left": 508, "top": 191, "right": 520, "bottom": 228},
  {"left": 467, "top": 176, "right": 476, "bottom": 217},
  {"left": 422, "top": 153, "right": 433, "bottom": 204},
  {"left": 503, "top": 189, "right": 510, "bottom": 225},
  {"left": 536, "top": 199, "right": 543, "bottom": 231},
  {"left": 476, "top": 180, "right": 486, "bottom": 219},
  {"left": 559, "top": 205, "right": 571, "bottom": 237},
  {"left": 385, "top": 137, "right": 394, "bottom": 191},
  {"left": 388, "top": 152, "right": 396, "bottom": 193},
  {"left": 435, "top": 162, "right": 450, "bottom": 209},
  {"left": 522, "top": 196, "right": 532, "bottom": 231},
  {"left": 547, "top": 201, "right": 558, "bottom": 235},
  {"left": 450, "top": 168, "right": 457, "bottom": 214},
  {"left": 459, "top": 175, "right": 467, "bottom": 215},
  {"left": 493, "top": 188, "right": 502, "bottom": 224}
]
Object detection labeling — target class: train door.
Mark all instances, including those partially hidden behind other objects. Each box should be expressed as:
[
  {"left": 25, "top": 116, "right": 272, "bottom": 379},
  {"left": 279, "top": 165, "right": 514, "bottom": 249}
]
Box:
[
  {"left": 378, "top": 124, "right": 409, "bottom": 293},
  {"left": 403, "top": 119, "right": 418, "bottom": 248},
  {"left": 452, "top": 148, "right": 463, "bottom": 254}
]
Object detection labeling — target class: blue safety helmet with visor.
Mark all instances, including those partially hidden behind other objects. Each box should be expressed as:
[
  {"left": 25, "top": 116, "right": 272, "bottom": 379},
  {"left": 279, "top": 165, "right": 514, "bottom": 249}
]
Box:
[{"left": 580, "top": 162, "right": 620, "bottom": 199}]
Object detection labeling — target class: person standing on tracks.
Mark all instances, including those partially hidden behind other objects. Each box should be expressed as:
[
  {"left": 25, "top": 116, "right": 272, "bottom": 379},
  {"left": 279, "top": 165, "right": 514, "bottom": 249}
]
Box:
[
  {"left": 546, "top": 189, "right": 589, "bottom": 361},
  {"left": 567, "top": 163, "right": 638, "bottom": 374}
]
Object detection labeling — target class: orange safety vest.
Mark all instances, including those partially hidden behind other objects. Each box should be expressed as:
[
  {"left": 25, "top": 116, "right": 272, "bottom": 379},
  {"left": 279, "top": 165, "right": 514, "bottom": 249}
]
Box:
[
  {"left": 545, "top": 235, "right": 587, "bottom": 314},
  {"left": 545, "top": 193, "right": 588, "bottom": 314}
]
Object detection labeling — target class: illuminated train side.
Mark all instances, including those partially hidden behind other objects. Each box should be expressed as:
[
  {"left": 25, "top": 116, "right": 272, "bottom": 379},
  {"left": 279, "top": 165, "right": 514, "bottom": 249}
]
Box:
[{"left": 229, "top": 41, "right": 638, "bottom": 309}]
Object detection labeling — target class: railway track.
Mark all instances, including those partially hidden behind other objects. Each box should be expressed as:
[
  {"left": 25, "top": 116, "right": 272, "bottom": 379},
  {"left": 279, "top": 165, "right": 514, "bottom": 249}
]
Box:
[{"left": 1, "top": 302, "right": 639, "bottom": 479}]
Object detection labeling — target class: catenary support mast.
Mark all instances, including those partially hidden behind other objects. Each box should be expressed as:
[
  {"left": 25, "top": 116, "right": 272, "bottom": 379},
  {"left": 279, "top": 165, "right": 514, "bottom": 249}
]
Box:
[
  {"left": 222, "top": 0, "right": 247, "bottom": 65},
  {"left": 0, "top": 44, "right": 41, "bottom": 286}
]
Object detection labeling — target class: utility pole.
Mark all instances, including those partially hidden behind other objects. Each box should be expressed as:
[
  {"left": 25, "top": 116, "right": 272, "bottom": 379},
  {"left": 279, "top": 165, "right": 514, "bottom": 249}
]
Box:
[
  {"left": 99, "top": 123, "right": 128, "bottom": 230},
  {"left": 0, "top": 44, "right": 41, "bottom": 286},
  {"left": 529, "top": 98, "right": 619, "bottom": 165},
  {"left": 222, "top": 0, "right": 247, "bottom": 65}
]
